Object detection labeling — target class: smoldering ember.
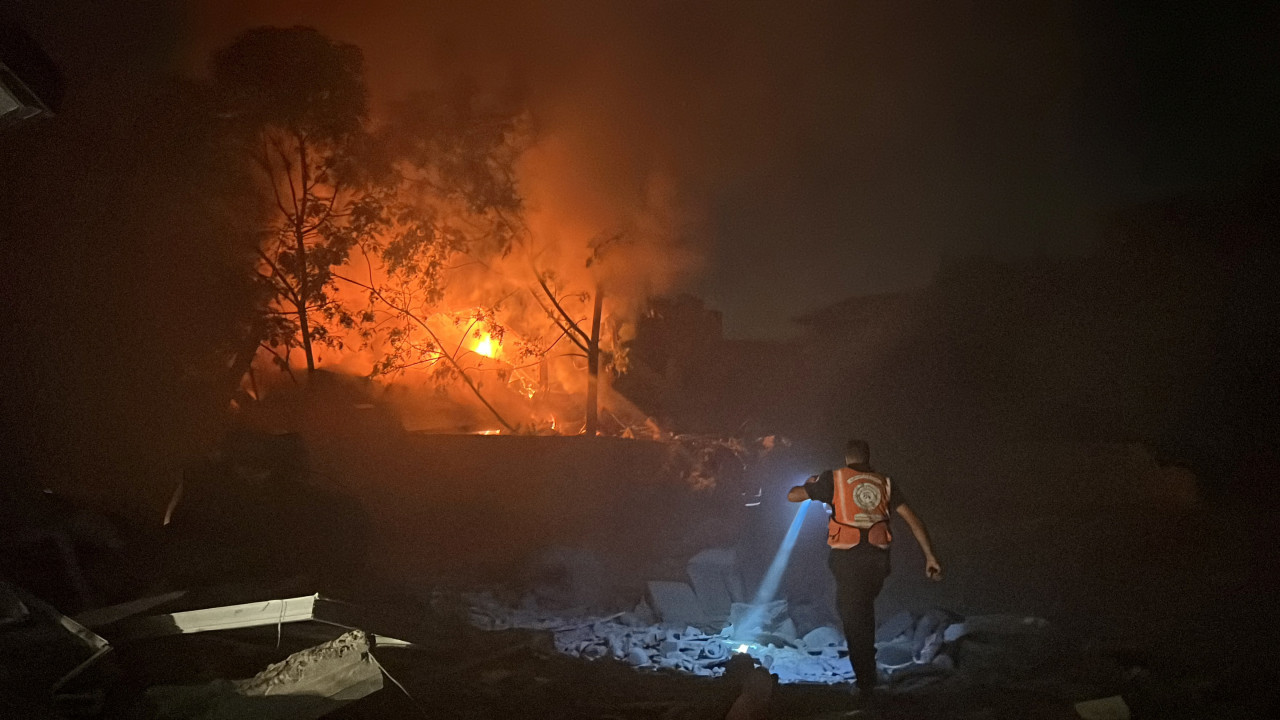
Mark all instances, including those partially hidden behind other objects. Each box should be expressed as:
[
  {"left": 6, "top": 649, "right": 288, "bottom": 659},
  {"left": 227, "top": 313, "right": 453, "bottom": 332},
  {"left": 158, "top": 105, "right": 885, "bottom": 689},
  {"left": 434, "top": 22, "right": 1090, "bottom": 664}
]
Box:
[{"left": 2, "top": 3, "right": 1279, "bottom": 720}]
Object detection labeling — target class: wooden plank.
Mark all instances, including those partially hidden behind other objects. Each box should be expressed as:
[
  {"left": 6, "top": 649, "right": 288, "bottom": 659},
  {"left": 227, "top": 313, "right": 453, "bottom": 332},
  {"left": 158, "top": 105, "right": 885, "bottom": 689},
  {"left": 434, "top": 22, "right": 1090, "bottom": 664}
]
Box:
[
  {"left": 110, "top": 594, "right": 415, "bottom": 648},
  {"left": 74, "top": 590, "right": 187, "bottom": 629},
  {"left": 113, "top": 595, "right": 318, "bottom": 640}
]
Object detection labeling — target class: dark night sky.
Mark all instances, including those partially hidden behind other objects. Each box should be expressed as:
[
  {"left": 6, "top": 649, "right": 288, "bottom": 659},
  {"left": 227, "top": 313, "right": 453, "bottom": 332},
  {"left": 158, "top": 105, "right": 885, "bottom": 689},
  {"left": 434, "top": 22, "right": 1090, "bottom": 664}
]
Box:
[{"left": 7, "top": 1, "right": 1280, "bottom": 337}]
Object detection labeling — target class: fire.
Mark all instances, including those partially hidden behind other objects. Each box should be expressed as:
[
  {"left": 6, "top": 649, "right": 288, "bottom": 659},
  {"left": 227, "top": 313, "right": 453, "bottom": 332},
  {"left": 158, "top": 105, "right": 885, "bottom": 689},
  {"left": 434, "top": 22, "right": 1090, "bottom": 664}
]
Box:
[{"left": 473, "top": 333, "right": 497, "bottom": 358}]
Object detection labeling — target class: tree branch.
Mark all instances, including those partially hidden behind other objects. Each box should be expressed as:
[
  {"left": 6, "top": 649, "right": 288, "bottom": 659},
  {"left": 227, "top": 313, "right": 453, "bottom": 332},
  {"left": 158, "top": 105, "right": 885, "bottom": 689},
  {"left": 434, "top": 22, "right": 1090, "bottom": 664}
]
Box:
[
  {"left": 334, "top": 273, "right": 518, "bottom": 433},
  {"left": 529, "top": 287, "right": 588, "bottom": 352},
  {"left": 535, "top": 272, "right": 590, "bottom": 344},
  {"left": 256, "top": 249, "right": 301, "bottom": 305}
]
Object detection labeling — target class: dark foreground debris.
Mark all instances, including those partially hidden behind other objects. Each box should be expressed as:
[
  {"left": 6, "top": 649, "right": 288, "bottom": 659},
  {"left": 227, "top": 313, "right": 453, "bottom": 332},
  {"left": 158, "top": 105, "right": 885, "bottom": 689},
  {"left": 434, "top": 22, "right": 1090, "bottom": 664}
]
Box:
[
  {"left": 144, "top": 630, "right": 381, "bottom": 720},
  {"left": 2, "top": 580, "right": 1277, "bottom": 720}
]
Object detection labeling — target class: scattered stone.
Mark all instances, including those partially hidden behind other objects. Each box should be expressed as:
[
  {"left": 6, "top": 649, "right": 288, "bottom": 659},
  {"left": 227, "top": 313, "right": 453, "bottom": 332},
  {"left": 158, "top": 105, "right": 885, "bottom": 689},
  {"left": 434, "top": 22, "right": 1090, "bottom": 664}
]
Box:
[
  {"left": 627, "top": 647, "right": 651, "bottom": 666},
  {"left": 801, "top": 626, "right": 844, "bottom": 650}
]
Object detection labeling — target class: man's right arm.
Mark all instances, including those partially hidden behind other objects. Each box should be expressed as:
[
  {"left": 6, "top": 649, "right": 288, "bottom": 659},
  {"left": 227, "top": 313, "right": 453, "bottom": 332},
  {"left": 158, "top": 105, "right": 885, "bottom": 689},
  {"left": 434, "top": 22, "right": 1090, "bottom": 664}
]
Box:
[{"left": 786, "top": 482, "right": 812, "bottom": 502}]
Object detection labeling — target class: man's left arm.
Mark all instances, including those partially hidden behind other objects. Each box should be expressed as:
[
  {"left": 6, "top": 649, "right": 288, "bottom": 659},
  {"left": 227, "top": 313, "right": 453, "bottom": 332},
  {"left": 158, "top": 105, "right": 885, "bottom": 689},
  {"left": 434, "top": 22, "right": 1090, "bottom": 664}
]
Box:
[{"left": 896, "top": 503, "right": 942, "bottom": 580}]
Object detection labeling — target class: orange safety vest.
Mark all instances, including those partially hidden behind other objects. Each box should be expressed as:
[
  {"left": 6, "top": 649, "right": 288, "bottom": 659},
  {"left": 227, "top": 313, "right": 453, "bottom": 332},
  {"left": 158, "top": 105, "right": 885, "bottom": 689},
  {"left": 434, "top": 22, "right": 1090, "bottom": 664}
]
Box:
[{"left": 827, "top": 468, "right": 893, "bottom": 549}]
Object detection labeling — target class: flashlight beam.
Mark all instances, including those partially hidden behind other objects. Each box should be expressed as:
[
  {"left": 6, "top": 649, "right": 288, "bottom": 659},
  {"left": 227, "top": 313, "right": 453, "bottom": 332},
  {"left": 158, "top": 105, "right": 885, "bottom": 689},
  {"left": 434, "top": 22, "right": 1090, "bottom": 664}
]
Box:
[{"left": 751, "top": 499, "right": 811, "bottom": 606}]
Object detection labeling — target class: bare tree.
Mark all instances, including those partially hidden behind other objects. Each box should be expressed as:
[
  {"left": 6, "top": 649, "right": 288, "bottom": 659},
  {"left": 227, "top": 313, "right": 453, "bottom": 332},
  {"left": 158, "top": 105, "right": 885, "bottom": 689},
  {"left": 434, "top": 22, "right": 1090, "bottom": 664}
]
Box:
[{"left": 214, "top": 27, "right": 381, "bottom": 374}]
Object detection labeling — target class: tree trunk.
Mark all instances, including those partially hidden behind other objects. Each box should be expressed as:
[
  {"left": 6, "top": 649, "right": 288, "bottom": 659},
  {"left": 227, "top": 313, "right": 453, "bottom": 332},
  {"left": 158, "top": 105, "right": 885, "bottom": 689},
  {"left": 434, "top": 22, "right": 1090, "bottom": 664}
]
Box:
[
  {"left": 295, "top": 136, "right": 316, "bottom": 372},
  {"left": 584, "top": 283, "right": 604, "bottom": 436}
]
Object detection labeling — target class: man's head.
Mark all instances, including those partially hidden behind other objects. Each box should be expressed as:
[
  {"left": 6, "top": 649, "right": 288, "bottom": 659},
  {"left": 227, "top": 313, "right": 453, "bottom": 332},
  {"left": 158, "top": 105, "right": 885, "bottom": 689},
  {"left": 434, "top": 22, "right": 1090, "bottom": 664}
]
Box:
[{"left": 845, "top": 439, "right": 870, "bottom": 466}]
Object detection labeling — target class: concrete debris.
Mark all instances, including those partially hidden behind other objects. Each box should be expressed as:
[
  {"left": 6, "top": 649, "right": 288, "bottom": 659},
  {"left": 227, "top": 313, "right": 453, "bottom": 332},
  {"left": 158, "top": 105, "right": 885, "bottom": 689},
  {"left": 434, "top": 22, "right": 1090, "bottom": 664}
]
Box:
[
  {"left": 468, "top": 593, "right": 984, "bottom": 685},
  {"left": 685, "top": 547, "right": 745, "bottom": 621},
  {"left": 801, "top": 625, "right": 844, "bottom": 650},
  {"left": 528, "top": 546, "right": 614, "bottom": 611},
  {"left": 915, "top": 627, "right": 945, "bottom": 664},
  {"left": 877, "top": 640, "right": 916, "bottom": 671},
  {"left": 911, "top": 609, "right": 955, "bottom": 664},
  {"left": 145, "top": 630, "right": 383, "bottom": 720},
  {"left": 726, "top": 599, "right": 788, "bottom": 638},
  {"left": 645, "top": 581, "right": 706, "bottom": 626}
]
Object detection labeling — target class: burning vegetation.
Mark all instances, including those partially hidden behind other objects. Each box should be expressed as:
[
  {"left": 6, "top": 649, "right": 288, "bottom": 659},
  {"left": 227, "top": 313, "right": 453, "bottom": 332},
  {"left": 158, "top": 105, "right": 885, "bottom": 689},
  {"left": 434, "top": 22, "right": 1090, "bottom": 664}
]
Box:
[{"left": 214, "top": 27, "right": 692, "bottom": 439}]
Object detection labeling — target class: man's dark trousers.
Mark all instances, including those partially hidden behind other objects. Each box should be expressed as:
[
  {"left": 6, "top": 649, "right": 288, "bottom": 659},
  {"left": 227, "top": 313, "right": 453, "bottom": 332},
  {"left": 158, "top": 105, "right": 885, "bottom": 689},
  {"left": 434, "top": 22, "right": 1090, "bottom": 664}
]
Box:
[{"left": 828, "top": 545, "right": 890, "bottom": 691}]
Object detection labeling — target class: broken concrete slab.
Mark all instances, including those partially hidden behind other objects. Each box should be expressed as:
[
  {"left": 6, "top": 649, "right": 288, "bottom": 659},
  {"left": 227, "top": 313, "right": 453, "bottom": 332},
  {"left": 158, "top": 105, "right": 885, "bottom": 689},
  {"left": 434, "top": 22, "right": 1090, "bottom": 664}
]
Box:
[
  {"left": 145, "top": 629, "right": 382, "bottom": 720},
  {"left": 685, "top": 547, "right": 744, "bottom": 620},
  {"left": 646, "top": 581, "right": 705, "bottom": 626}
]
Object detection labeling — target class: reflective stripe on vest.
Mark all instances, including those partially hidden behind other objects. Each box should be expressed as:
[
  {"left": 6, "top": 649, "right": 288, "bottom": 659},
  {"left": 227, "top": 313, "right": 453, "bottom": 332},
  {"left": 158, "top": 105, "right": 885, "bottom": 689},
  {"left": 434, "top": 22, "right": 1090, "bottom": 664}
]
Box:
[{"left": 828, "top": 468, "right": 892, "bottom": 549}]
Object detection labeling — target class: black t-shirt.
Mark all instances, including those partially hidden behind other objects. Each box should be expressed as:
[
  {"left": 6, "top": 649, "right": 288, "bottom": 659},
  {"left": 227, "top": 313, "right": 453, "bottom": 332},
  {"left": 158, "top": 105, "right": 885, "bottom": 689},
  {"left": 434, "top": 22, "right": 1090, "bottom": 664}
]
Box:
[{"left": 804, "top": 463, "right": 907, "bottom": 510}]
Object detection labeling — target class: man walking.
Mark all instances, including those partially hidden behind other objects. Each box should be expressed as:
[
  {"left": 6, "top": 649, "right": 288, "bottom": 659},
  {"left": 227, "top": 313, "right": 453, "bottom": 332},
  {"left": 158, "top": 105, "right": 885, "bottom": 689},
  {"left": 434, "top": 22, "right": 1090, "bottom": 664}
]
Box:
[{"left": 787, "top": 439, "right": 941, "bottom": 699}]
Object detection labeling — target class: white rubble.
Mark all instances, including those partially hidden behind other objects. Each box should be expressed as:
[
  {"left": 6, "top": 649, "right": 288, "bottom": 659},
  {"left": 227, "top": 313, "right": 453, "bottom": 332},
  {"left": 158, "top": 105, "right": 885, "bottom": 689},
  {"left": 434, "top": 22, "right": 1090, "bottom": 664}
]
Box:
[{"left": 465, "top": 592, "right": 1047, "bottom": 686}]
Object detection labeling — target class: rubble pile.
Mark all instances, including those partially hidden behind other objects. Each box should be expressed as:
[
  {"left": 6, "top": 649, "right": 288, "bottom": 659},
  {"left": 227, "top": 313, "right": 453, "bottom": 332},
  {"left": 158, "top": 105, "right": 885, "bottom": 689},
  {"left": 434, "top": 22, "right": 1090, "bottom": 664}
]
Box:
[{"left": 464, "top": 591, "right": 1031, "bottom": 686}]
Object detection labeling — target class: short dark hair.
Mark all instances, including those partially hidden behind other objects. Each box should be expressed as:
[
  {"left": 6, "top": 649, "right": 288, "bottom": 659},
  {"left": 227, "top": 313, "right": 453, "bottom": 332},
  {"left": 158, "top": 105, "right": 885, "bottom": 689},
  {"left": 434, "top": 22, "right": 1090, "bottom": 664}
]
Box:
[{"left": 845, "top": 439, "right": 870, "bottom": 462}]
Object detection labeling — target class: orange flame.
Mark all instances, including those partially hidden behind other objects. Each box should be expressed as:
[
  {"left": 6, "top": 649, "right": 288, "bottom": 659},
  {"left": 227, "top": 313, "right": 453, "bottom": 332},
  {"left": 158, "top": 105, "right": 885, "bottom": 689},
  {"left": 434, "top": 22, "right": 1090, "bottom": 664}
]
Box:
[{"left": 473, "top": 333, "right": 497, "bottom": 358}]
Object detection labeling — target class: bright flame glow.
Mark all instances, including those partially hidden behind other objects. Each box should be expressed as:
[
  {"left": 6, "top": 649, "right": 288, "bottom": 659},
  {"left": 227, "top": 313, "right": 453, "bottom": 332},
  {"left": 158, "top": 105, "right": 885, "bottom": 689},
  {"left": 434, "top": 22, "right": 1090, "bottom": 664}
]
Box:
[{"left": 473, "top": 333, "right": 496, "bottom": 358}]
